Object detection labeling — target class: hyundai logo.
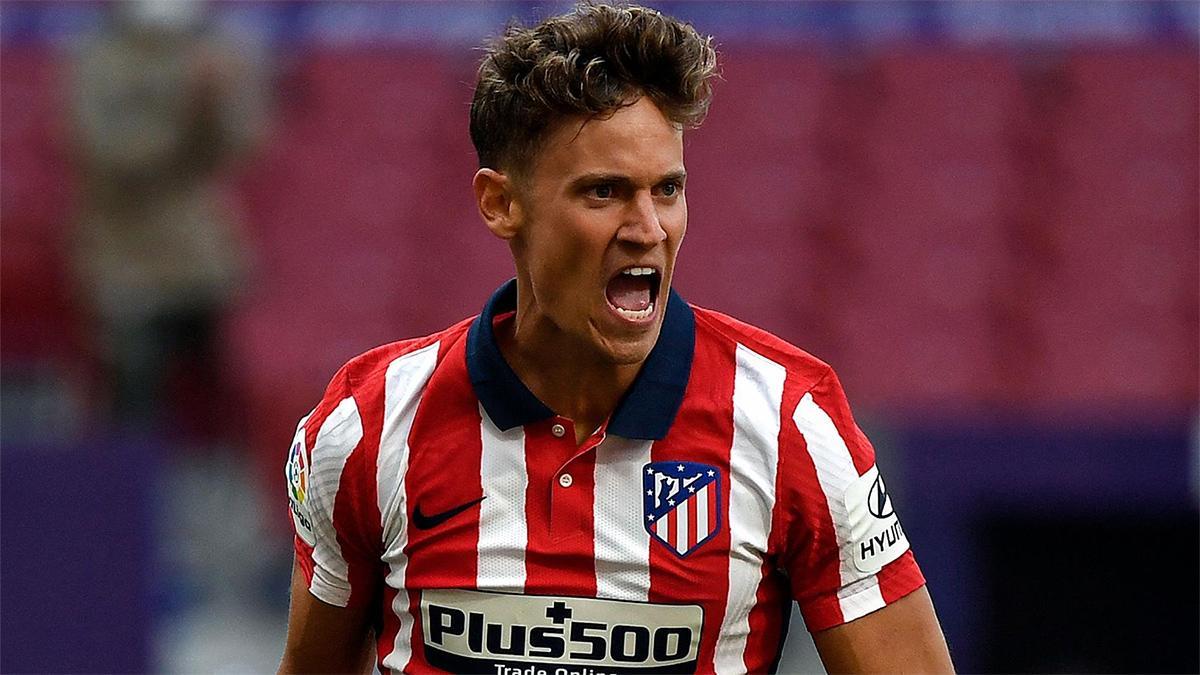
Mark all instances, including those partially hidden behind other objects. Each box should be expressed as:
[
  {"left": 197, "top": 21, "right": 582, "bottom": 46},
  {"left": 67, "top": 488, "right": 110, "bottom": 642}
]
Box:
[{"left": 867, "top": 474, "right": 894, "bottom": 519}]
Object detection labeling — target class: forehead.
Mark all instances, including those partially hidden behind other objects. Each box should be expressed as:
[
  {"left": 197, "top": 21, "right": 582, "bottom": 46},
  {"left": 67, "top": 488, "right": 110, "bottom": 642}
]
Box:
[{"left": 531, "top": 98, "right": 684, "bottom": 182}]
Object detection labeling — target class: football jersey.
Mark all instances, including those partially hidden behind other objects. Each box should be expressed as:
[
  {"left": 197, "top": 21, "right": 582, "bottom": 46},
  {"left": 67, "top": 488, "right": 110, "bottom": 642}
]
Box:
[{"left": 286, "top": 279, "right": 925, "bottom": 674}]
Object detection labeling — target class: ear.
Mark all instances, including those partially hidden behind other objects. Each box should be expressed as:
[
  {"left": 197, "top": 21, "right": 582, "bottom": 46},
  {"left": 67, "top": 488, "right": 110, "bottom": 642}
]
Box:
[{"left": 473, "top": 168, "right": 523, "bottom": 240}]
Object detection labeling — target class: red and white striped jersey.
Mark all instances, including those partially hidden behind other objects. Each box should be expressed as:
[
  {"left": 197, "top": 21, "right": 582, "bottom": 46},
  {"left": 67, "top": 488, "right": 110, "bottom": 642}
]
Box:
[{"left": 286, "top": 280, "right": 925, "bottom": 674}]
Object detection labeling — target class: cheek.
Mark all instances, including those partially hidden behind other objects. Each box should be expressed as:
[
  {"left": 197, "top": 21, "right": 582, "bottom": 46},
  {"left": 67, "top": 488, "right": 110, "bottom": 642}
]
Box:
[
  {"left": 527, "top": 217, "right": 602, "bottom": 287},
  {"left": 555, "top": 214, "right": 611, "bottom": 259},
  {"left": 667, "top": 202, "right": 687, "bottom": 248}
]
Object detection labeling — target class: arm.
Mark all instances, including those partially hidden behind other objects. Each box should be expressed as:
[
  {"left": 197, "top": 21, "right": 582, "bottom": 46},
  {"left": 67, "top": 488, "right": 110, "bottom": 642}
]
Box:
[
  {"left": 280, "top": 368, "right": 378, "bottom": 673},
  {"left": 279, "top": 557, "right": 375, "bottom": 674},
  {"left": 780, "top": 367, "right": 949, "bottom": 672},
  {"left": 812, "top": 586, "right": 953, "bottom": 674}
]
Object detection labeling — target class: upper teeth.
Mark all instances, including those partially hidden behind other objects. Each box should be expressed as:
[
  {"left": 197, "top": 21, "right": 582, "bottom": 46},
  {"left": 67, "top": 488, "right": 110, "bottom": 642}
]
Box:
[{"left": 622, "top": 267, "right": 655, "bottom": 276}]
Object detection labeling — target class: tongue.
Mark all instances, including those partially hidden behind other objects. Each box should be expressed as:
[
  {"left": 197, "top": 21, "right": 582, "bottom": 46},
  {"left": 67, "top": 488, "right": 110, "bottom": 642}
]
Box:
[{"left": 606, "top": 275, "right": 652, "bottom": 311}]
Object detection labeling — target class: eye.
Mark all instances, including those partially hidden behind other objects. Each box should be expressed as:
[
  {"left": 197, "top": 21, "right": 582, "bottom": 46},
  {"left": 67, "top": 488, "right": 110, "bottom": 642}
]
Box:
[
  {"left": 590, "top": 184, "right": 614, "bottom": 199},
  {"left": 659, "top": 181, "right": 681, "bottom": 197}
]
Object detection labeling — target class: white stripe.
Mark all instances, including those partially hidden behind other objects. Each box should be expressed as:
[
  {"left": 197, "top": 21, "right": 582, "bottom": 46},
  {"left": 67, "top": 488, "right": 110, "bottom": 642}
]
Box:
[
  {"left": 377, "top": 342, "right": 440, "bottom": 674},
  {"left": 715, "top": 344, "right": 786, "bottom": 674},
  {"left": 593, "top": 437, "right": 652, "bottom": 600},
  {"left": 307, "top": 396, "right": 363, "bottom": 606},
  {"left": 675, "top": 494, "right": 690, "bottom": 554},
  {"left": 477, "top": 406, "right": 528, "bottom": 591},
  {"left": 793, "top": 391, "right": 885, "bottom": 622},
  {"left": 695, "top": 484, "right": 709, "bottom": 541}
]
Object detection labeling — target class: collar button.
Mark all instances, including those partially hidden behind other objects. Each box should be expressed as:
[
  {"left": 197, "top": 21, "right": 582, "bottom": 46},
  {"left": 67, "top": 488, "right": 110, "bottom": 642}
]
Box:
[{"left": 551, "top": 423, "right": 567, "bottom": 438}]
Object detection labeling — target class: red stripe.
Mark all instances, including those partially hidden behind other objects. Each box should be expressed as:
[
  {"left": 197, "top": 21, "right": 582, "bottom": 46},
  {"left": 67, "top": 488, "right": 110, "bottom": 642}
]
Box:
[
  {"left": 741, "top": 372, "right": 808, "bottom": 671},
  {"left": 687, "top": 490, "right": 699, "bottom": 549},
  {"left": 666, "top": 501, "right": 678, "bottom": 550},
  {"left": 648, "top": 324, "right": 737, "bottom": 672},
  {"left": 878, "top": 550, "right": 926, "bottom": 604},
  {"left": 406, "top": 588, "right": 437, "bottom": 674},
  {"left": 776, "top": 372, "right": 846, "bottom": 632},
  {"left": 811, "top": 368, "right": 876, "bottom": 474},
  {"left": 292, "top": 367, "right": 366, "bottom": 599},
  {"left": 370, "top": 331, "right": 465, "bottom": 670},
  {"left": 524, "top": 418, "right": 597, "bottom": 596},
  {"left": 397, "top": 335, "right": 483, "bottom": 670},
  {"left": 743, "top": 574, "right": 790, "bottom": 672},
  {"left": 341, "top": 366, "right": 387, "bottom": 609},
  {"left": 376, "top": 577, "right": 402, "bottom": 668}
]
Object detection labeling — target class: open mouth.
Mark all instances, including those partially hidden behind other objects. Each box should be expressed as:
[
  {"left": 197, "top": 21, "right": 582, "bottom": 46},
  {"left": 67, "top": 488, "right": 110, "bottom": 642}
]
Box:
[{"left": 605, "top": 266, "right": 661, "bottom": 322}]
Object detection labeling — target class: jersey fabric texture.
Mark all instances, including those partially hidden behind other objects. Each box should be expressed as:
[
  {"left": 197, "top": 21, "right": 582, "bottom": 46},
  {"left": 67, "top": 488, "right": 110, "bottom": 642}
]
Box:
[{"left": 286, "top": 279, "right": 925, "bottom": 674}]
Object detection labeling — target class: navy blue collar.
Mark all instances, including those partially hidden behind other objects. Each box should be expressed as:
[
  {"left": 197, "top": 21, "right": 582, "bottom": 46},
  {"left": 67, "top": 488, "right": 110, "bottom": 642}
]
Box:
[{"left": 466, "top": 279, "right": 695, "bottom": 440}]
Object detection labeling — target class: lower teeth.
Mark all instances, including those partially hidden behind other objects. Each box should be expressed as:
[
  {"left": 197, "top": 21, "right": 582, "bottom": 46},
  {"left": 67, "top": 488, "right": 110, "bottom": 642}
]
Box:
[{"left": 615, "top": 303, "right": 654, "bottom": 320}]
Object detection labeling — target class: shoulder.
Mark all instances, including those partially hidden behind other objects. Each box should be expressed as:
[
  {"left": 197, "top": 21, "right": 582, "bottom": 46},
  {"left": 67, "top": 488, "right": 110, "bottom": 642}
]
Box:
[
  {"left": 302, "top": 316, "right": 475, "bottom": 427},
  {"left": 689, "top": 303, "right": 833, "bottom": 391},
  {"left": 337, "top": 316, "right": 474, "bottom": 394},
  {"left": 289, "top": 315, "right": 474, "bottom": 510}
]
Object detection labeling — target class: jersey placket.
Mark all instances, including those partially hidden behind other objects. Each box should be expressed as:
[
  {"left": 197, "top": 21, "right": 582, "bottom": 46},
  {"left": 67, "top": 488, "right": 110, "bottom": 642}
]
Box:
[
  {"left": 522, "top": 417, "right": 603, "bottom": 595},
  {"left": 543, "top": 416, "right": 606, "bottom": 539}
]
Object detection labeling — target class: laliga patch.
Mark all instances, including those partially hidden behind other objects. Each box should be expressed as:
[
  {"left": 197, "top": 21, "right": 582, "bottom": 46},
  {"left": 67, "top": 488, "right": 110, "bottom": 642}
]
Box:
[
  {"left": 643, "top": 461, "right": 721, "bottom": 558},
  {"left": 286, "top": 429, "right": 315, "bottom": 545},
  {"left": 844, "top": 465, "right": 909, "bottom": 573}
]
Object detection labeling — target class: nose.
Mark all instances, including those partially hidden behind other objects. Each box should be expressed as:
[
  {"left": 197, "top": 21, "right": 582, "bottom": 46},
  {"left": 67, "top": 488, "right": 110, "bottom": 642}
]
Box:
[{"left": 618, "top": 190, "right": 667, "bottom": 247}]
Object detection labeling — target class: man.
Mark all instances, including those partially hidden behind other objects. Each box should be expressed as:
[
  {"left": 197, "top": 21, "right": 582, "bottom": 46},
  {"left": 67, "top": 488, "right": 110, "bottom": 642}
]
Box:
[
  {"left": 281, "top": 4, "right": 953, "bottom": 673},
  {"left": 71, "top": 0, "right": 260, "bottom": 430}
]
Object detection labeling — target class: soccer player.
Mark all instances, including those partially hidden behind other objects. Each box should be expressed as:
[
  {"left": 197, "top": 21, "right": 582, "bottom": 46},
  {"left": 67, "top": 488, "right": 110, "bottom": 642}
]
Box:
[{"left": 280, "top": 4, "right": 953, "bottom": 673}]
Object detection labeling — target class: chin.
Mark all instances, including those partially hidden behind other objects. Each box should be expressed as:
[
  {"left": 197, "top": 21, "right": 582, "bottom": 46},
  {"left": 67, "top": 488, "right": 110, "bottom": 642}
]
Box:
[
  {"left": 608, "top": 348, "right": 652, "bottom": 366},
  {"left": 582, "top": 309, "right": 663, "bottom": 366},
  {"left": 600, "top": 332, "right": 659, "bottom": 366}
]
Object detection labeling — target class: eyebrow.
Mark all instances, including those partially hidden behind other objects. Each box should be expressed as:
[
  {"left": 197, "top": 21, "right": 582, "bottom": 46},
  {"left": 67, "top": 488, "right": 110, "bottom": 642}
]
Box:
[{"left": 567, "top": 170, "right": 687, "bottom": 191}]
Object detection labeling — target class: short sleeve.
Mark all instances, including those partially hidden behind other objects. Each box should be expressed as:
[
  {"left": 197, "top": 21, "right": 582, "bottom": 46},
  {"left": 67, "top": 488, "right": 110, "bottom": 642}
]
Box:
[
  {"left": 285, "top": 368, "right": 369, "bottom": 607},
  {"left": 776, "top": 367, "right": 926, "bottom": 632}
]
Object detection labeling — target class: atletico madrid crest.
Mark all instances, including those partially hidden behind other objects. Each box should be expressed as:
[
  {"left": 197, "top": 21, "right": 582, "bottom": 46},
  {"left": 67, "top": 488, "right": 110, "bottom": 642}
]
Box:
[{"left": 643, "top": 461, "right": 722, "bottom": 558}]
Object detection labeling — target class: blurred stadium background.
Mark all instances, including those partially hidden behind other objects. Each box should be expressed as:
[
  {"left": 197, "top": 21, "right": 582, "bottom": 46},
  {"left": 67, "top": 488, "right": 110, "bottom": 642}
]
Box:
[{"left": 1, "top": 1, "right": 1197, "bottom": 673}]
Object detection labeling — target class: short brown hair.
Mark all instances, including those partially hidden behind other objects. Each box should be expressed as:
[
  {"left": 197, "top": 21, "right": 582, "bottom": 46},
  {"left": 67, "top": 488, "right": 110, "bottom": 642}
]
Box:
[{"left": 470, "top": 2, "right": 718, "bottom": 175}]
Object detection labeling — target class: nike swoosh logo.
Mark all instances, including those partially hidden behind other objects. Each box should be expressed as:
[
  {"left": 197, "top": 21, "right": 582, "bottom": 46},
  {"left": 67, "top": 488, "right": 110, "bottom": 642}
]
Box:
[{"left": 411, "top": 496, "right": 486, "bottom": 530}]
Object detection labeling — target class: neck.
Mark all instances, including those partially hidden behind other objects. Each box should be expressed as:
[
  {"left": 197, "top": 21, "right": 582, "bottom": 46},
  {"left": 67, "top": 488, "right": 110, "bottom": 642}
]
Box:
[{"left": 497, "top": 292, "right": 642, "bottom": 444}]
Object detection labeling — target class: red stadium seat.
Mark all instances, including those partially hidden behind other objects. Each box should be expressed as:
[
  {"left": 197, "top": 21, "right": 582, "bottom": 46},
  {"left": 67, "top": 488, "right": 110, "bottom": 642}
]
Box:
[
  {"left": 865, "top": 51, "right": 1023, "bottom": 160},
  {"left": 0, "top": 49, "right": 81, "bottom": 366},
  {"left": 1055, "top": 50, "right": 1199, "bottom": 160}
]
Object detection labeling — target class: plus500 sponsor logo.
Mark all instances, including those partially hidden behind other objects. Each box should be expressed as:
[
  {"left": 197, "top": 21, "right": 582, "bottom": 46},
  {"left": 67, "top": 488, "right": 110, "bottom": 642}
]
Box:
[{"left": 419, "top": 589, "right": 702, "bottom": 672}]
